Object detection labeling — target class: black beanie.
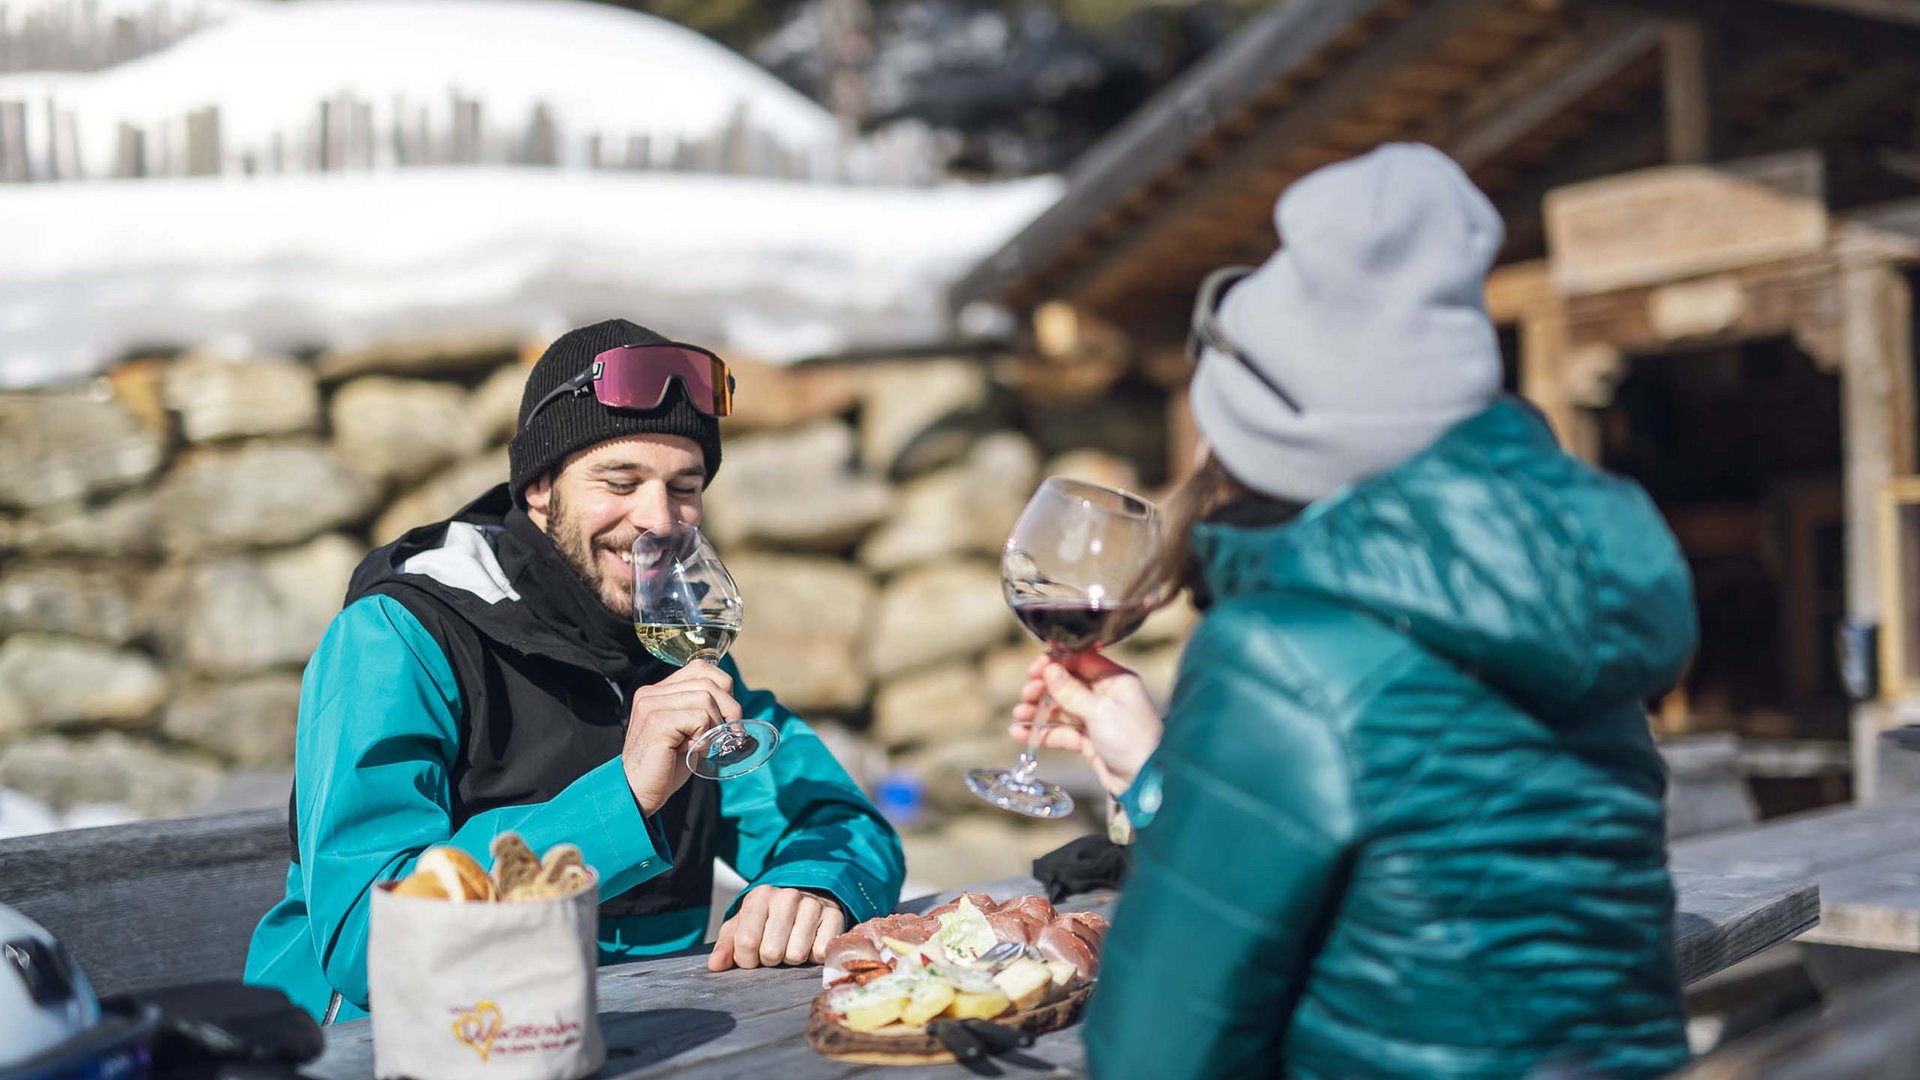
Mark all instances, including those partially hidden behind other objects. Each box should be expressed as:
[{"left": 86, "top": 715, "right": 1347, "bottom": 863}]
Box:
[{"left": 508, "top": 319, "right": 724, "bottom": 504}]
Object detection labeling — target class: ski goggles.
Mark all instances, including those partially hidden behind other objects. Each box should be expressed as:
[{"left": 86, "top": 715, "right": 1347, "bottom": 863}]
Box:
[
  {"left": 523, "top": 342, "right": 735, "bottom": 428},
  {"left": 1187, "top": 266, "right": 1302, "bottom": 414}
]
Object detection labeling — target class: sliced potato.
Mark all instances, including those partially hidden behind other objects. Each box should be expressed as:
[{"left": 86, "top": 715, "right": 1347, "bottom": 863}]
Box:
[
  {"left": 946, "top": 987, "right": 1012, "bottom": 1021},
  {"left": 842, "top": 996, "right": 907, "bottom": 1033},
  {"left": 903, "top": 979, "right": 957, "bottom": 1025},
  {"left": 992, "top": 959, "right": 1054, "bottom": 1012}
]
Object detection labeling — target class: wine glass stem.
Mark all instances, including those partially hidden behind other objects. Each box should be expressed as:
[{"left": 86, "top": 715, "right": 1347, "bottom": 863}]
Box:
[
  {"left": 689, "top": 653, "right": 746, "bottom": 748},
  {"left": 1013, "top": 648, "right": 1072, "bottom": 784}
]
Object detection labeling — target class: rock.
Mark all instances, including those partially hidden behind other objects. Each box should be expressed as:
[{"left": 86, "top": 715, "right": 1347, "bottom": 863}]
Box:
[
  {"left": 871, "top": 663, "right": 995, "bottom": 749},
  {"left": 162, "top": 350, "right": 321, "bottom": 442},
  {"left": 0, "top": 686, "right": 26, "bottom": 742},
  {"left": 724, "top": 554, "right": 875, "bottom": 713},
  {"left": 0, "top": 634, "right": 166, "bottom": 730},
  {"left": 174, "top": 533, "right": 362, "bottom": 676},
  {"left": 858, "top": 359, "right": 995, "bottom": 478},
  {"left": 470, "top": 362, "right": 532, "bottom": 443},
  {"left": 722, "top": 359, "right": 860, "bottom": 433},
  {"left": 372, "top": 448, "right": 511, "bottom": 544},
  {"left": 806, "top": 720, "right": 886, "bottom": 793},
  {"left": 1027, "top": 395, "right": 1168, "bottom": 486},
  {"left": 0, "top": 491, "right": 164, "bottom": 558},
  {"left": 978, "top": 643, "right": 1040, "bottom": 717},
  {"left": 702, "top": 422, "right": 893, "bottom": 551},
  {"left": 0, "top": 564, "right": 145, "bottom": 644},
  {"left": 316, "top": 332, "right": 523, "bottom": 381},
  {"left": 0, "top": 390, "right": 165, "bottom": 511},
  {"left": 162, "top": 676, "right": 302, "bottom": 766},
  {"left": 0, "top": 734, "right": 223, "bottom": 817},
  {"left": 330, "top": 376, "right": 486, "bottom": 485},
  {"left": 158, "top": 442, "right": 378, "bottom": 552},
  {"left": 867, "top": 563, "right": 1017, "bottom": 680},
  {"left": 1039, "top": 450, "right": 1140, "bottom": 494},
  {"left": 897, "top": 814, "right": 1089, "bottom": 893},
  {"left": 857, "top": 433, "right": 1040, "bottom": 572},
  {"left": 195, "top": 769, "right": 294, "bottom": 814},
  {"left": 104, "top": 358, "right": 172, "bottom": 435}
]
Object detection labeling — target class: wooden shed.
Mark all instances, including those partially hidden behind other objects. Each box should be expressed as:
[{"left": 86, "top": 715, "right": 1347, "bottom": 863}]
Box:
[{"left": 952, "top": 0, "right": 1920, "bottom": 811}]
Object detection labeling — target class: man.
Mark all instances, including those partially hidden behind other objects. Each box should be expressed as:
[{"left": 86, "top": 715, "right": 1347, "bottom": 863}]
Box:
[{"left": 245, "top": 319, "right": 905, "bottom": 1023}]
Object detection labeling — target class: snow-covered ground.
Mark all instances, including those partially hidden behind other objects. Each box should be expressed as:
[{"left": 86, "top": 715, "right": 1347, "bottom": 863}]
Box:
[
  {"left": 0, "top": 788, "right": 136, "bottom": 840},
  {"left": 0, "top": 168, "right": 1060, "bottom": 386}
]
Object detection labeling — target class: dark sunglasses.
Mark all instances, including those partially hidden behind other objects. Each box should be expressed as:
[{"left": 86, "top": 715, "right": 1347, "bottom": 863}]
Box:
[
  {"left": 1187, "top": 266, "right": 1303, "bottom": 414},
  {"left": 523, "top": 342, "right": 736, "bottom": 429}
]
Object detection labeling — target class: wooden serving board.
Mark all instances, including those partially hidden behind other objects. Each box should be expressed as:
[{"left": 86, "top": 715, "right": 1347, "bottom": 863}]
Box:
[{"left": 806, "top": 984, "right": 1095, "bottom": 1065}]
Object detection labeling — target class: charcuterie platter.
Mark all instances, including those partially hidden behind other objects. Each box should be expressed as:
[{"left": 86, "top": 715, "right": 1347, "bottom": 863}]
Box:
[{"left": 805, "top": 893, "right": 1107, "bottom": 1065}]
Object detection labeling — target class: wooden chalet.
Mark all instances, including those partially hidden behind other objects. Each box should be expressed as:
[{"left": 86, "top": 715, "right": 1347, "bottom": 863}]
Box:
[{"left": 953, "top": 0, "right": 1920, "bottom": 811}]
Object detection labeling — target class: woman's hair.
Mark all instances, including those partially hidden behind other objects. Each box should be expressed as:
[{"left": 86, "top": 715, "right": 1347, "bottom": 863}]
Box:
[{"left": 1136, "top": 451, "right": 1247, "bottom": 610}]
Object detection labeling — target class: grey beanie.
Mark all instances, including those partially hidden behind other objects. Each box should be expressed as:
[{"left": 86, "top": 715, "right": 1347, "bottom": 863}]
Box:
[{"left": 1190, "top": 142, "right": 1504, "bottom": 504}]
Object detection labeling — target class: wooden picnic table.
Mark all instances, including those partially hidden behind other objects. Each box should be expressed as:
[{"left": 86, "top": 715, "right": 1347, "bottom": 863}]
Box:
[
  {"left": 1671, "top": 796, "right": 1920, "bottom": 954},
  {"left": 304, "top": 869, "right": 1816, "bottom": 1079}
]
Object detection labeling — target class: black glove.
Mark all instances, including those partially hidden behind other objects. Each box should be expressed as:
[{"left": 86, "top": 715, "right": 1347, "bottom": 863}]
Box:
[
  {"left": 1032, "top": 835, "right": 1132, "bottom": 903},
  {"left": 101, "top": 981, "right": 322, "bottom": 1080}
]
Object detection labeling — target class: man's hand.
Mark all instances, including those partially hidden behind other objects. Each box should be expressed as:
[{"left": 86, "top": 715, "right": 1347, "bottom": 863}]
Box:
[
  {"left": 707, "top": 886, "right": 846, "bottom": 971},
  {"left": 623, "top": 660, "right": 741, "bottom": 817}
]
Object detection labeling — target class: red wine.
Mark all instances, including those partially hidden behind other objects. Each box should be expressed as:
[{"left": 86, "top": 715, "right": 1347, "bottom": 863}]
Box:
[{"left": 1013, "top": 600, "right": 1151, "bottom": 654}]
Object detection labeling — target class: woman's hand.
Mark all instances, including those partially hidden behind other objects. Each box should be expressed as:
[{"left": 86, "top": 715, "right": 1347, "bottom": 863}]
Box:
[{"left": 1011, "top": 652, "right": 1163, "bottom": 798}]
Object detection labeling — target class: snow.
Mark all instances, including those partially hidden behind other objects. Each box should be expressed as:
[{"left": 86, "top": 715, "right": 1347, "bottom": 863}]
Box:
[
  {"left": 0, "top": 788, "right": 137, "bottom": 840},
  {"left": 0, "top": 0, "right": 839, "bottom": 174},
  {"left": 0, "top": 169, "right": 1062, "bottom": 386}
]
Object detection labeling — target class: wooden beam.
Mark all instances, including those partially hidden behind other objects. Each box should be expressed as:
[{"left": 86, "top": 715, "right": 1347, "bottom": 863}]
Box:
[
  {"left": 946, "top": 0, "right": 1403, "bottom": 314},
  {"left": 1439, "top": 16, "right": 1667, "bottom": 170},
  {"left": 1072, "top": 0, "right": 1501, "bottom": 312},
  {"left": 1845, "top": 262, "right": 1917, "bottom": 625},
  {"left": 1766, "top": 0, "right": 1920, "bottom": 30},
  {"left": 1743, "top": 62, "right": 1920, "bottom": 159},
  {"left": 1662, "top": 19, "right": 1720, "bottom": 163}
]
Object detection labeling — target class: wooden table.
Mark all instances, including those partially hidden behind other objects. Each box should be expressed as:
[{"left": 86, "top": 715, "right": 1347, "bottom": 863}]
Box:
[
  {"left": 1671, "top": 796, "right": 1920, "bottom": 954},
  {"left": 305, "top": 867, "right": 1814, "bottom": 1079}
]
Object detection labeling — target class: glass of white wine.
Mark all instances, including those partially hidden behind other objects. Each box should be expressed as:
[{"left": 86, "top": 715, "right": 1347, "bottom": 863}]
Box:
[{"left": 631, "top": 522, "right": 775, "bottom": 780}]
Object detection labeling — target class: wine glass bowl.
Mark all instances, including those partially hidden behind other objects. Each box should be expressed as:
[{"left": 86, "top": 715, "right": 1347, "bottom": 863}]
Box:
[
  {"left": 969, "top": 478, "right": 1162, "bottom": 818},
  {"left": 631, "top": 522, "right": 775, "bottom": 780}
]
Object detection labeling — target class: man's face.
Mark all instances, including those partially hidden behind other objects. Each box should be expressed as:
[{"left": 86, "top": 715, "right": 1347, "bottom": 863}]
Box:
[{"left": 524, "top": 434, "right": 706, "bottom": 619}]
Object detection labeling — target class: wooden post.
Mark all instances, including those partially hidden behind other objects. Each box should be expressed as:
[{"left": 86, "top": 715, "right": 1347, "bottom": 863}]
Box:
[
  {"left": 0, "top": 101, "right": 27, "bottom": 182},
  {"left": 1841, "top": 263, "right": 1917, "bottom": 799},
  {"left": 1662, "top": 19, "right": 1718, "bottom": 164},
  {"left": 185, "top": 106, "right": 221, "bottom": 176},
  {"left": 1518, "top": 308, "right": 1603, "bottom": 463}
]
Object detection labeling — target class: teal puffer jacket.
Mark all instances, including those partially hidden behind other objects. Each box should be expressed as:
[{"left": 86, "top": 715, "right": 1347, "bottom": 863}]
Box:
[{"left": 1087, "top": 398, "right": 1695, "bottom": 1080}]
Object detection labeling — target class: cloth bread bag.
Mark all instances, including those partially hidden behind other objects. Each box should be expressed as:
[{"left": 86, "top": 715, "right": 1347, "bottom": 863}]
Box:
[{"left": 368, "top": 874, "right": 606, "bottom": 1080}]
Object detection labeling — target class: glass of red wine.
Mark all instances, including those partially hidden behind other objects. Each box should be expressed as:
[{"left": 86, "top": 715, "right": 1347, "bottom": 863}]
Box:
[{"left": 967, "top": 477, "right": 1162, "bottom": 818}]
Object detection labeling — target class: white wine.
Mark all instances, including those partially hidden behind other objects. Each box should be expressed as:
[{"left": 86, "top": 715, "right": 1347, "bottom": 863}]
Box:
[{"left": 635, "top": 622, "right": 737, "bottom": 667}]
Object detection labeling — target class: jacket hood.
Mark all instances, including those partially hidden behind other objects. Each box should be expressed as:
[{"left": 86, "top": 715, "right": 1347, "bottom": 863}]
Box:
[{"left": 1193, "top": 397, "right": 1697, "bottom": 714}]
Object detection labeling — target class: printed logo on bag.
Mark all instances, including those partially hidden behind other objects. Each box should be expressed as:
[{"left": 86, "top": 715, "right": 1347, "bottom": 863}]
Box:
[{"left": 449, "top": 1001, "right": 587, "bottom": 1061}]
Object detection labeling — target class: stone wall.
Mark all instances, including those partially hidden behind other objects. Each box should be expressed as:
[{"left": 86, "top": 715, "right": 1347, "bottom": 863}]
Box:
[{"left": 0, "top": 339, "right": 1191, "bottom": 881}]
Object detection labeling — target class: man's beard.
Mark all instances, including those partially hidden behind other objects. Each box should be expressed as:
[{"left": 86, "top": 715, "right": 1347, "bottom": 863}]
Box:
[{"left": 547, "top": 485, "right": 634, "bottom": 619}]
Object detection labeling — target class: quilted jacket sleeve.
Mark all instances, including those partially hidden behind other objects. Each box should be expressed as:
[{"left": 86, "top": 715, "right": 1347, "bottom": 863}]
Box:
[{"left": 1084, "top": 601, "right": 1363, "bottom": 1080}]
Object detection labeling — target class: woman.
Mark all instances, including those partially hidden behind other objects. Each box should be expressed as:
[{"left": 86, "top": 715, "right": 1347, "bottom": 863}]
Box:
[{"left": 1016, "top": 144, "right": 1695, "bottom": 1079}]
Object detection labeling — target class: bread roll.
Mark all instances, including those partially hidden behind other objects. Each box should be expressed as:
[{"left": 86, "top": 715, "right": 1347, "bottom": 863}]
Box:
[{"left": 404, "top": 846, "right": 496, "bottom": 902}]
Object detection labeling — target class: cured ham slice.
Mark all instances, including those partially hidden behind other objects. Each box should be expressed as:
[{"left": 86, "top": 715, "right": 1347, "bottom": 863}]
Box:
[
  {"left": 869, "top": 913, "right": 937, "bottom": 945},
  {"left": 985, "top": 909, "right": 1043, "bottom": 946},
  {"left": 1035, "top": 922, "right": 1099, "bottom": 980},
  {"left": 1000, "top": 895, "right": 1058, "bottom": 924},
  {"left": 823, "top": 924, "right": 884, "bottom": 970},
  {"left": 1054, "top": 911, "right": 1109, "bottom": 952}
]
